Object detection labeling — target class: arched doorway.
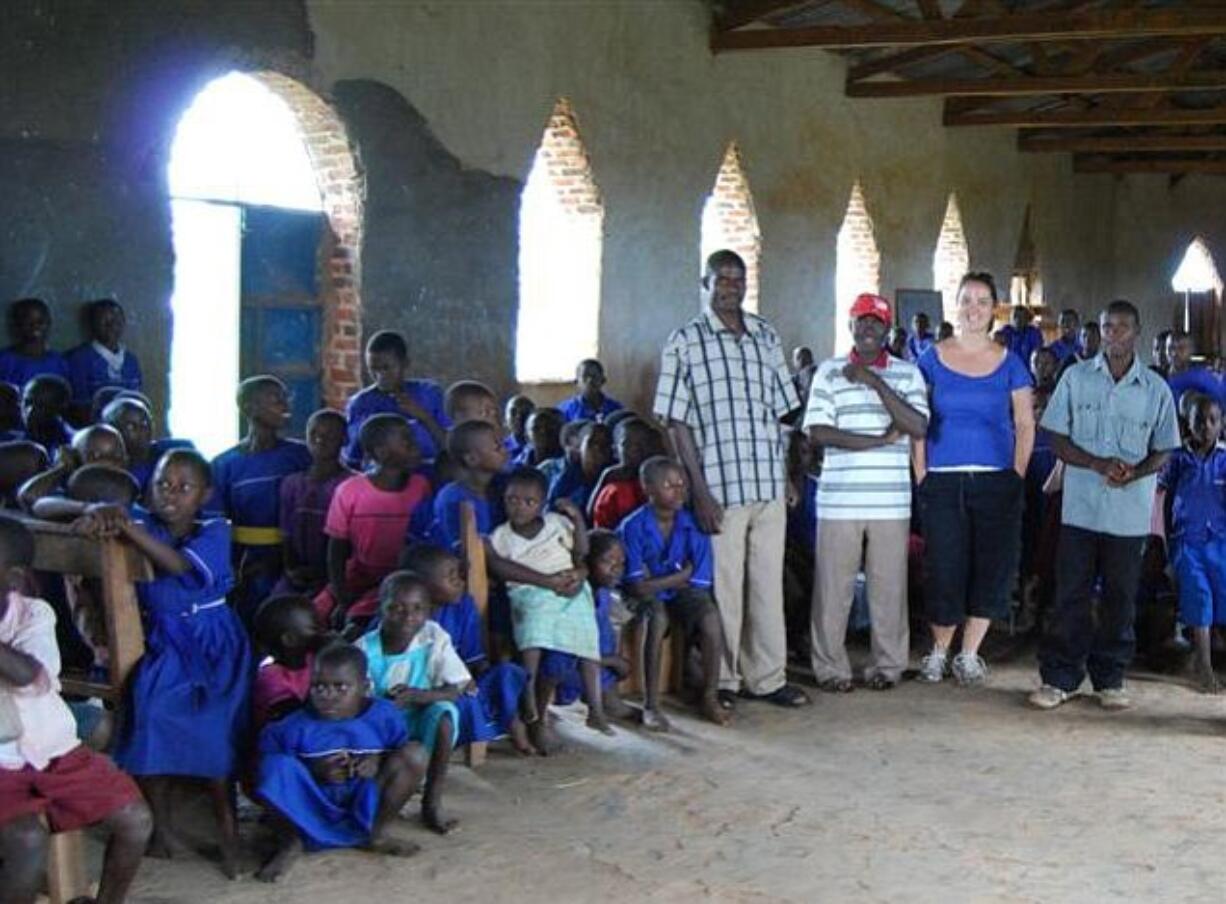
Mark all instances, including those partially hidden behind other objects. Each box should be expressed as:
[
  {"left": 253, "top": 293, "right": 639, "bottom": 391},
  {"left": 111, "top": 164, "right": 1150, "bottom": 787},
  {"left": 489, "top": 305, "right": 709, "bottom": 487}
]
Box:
[{"left": 167, "top": 71, "right": 362, "bottom": 455}]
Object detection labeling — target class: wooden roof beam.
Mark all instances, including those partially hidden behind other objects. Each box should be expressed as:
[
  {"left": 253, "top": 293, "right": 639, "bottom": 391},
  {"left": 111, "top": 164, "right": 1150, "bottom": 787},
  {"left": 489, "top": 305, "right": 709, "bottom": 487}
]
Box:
[
  {"left": 1020, "top": 132, "right": 1226, "bottom": 153},
  {"left": 848, "top": 70, "right": 1226, "bottom": 98},
  {"left": 714, "top": 0, "right": 824, "bottom": 32},
  {"left": 946, "top": 104, "right": 1226, "bottom": 127},
  {"left": 712, "top": 8, "right": 1226, "bottom": 52},
  {"left": 1074, "top": 155, "right": 1226, "bottom": 174}
]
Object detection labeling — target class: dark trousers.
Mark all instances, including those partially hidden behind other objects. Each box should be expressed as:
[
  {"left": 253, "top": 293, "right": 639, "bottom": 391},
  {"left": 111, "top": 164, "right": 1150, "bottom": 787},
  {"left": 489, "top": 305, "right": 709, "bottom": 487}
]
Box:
[{"left": 1038, "top": 525, "right": 1146, "bottom": 692}]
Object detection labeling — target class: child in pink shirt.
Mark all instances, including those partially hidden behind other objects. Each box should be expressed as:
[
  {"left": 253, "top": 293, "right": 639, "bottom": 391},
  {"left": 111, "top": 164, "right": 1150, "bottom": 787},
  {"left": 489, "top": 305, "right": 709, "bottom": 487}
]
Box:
[
  {"left": 253, "top": 594, "right": 330, "bottom": 729},
  {"left": 314, "top": 414, "right": 433, "bottom": 631}
]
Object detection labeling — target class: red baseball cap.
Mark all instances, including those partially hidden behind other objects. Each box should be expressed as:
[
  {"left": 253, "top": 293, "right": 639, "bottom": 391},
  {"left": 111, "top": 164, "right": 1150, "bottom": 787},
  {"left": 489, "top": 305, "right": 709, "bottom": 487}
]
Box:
[{"left": 849, "top": 293, "right": 892, "bottom": 327}]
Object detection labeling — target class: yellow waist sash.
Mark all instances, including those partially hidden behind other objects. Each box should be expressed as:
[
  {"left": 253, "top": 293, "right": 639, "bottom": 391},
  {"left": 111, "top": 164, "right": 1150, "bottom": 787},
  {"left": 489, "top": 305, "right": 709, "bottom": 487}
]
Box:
[{"left": 232, "top": 526, "right": 283, "bottom": 546}]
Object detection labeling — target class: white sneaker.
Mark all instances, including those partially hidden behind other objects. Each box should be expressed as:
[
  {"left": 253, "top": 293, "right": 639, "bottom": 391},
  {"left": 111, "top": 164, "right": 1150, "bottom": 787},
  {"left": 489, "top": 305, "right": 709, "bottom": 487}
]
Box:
[
  {"left": 918, "top": 647, "right": 948, "bottom": 683},
  {"left": 1028, "top": 684, "right": 1070, "bottom": 710},
  {"left": 1098, "top": 687, "right": 1133, "bottom": 710},
  {"left": 952, "top": 652, "right": 989, "bottom": 686}
]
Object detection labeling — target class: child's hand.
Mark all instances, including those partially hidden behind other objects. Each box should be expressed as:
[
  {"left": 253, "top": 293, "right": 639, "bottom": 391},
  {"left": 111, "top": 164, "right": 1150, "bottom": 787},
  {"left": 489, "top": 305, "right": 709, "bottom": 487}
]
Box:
[
  {"left": 608, "top": 655, "right": 631, "bottom": 680},
  {"left": 78, "top": 503, "right": 130, "bottom": 538},
  {"left": 311, "top": 752, "right": 351, "bottom": 784},
  {"left": 388, "top": 684, "right": 426, "bottom": 707},
  {"left": 351, "top": 753, "right": 381, "bottom": 779},
  {"left": 463, "top": 680, "right": 479, "bottom": 697},
  {"left": 554, "top": 498, "right": 583, "bottom": 524}
]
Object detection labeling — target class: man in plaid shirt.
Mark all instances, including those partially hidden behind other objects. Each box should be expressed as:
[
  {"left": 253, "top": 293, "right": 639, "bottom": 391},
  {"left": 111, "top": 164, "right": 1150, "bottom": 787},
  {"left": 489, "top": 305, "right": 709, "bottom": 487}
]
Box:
[{"left": 653, "top": 250, "right": 810, "bottom": 710}]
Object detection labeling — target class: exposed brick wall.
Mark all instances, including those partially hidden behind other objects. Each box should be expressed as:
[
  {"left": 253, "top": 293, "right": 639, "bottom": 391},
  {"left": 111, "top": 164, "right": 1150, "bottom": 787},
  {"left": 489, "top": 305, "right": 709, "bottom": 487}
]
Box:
[
  {"left": 933, "top": 192, "right": 970, "bottom": 322},
  {"left": 516, "top": 97, "right": 603, "bottom": 383},
  {"left": 253, "top": 70, "right": 365, "bottom": 410},
  {"left": 835, "top": 179, "right": 881, "bottom": 353},
  {"left": 701, "top": 142, "right": 762, "bottom": 313}
]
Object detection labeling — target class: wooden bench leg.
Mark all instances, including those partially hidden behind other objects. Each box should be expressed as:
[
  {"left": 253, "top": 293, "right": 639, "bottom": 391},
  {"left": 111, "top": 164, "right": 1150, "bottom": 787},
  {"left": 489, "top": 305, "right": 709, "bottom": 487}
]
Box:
[
  {"left": 463, "top": 741, "right": 488, "bottom": 768},
  {"left": 47, "top": 828, "right": 90, "bottom": 904}
]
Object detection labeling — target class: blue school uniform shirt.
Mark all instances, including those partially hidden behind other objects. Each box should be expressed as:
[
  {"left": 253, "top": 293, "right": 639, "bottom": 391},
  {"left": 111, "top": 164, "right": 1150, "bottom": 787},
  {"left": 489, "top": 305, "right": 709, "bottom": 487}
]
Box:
[
  {"left": 0, "top": 347, "right": 70, "bottom": 388},
  {"left": 427, "top": 481, "right": 502, "bottom": 552},
  {"left": 207, "top": 439, "right": 313, "bottom": 545},
  {"left": 619, "top": 505, "right": 713, "bottom": 602},
  {"left": 26, "top": 417, "right": 73, "bottom": 457},
  {"left": 1159, "top": 446, "right": 1226, "bottom": 545},
  {"left": 558, "top": 393, "right": 623, "bottom": 423},
  {"left": 547, "top": 460, "right": 597, "bottom": 511},
  {"left": 1167, "top": 367, "right": 1223, "bottom": 411},
  {"left": 998, "top": 324, "right": 1043, "bottom": 366},
  {"left": 65, "top": 342, "right": 143, "bottom": 407},
  {"left": 905, "top": 332, "right": 934, "bottom": 363},
  {"left": 343, "top": 380, "right": 450, "bottom": 468},
  {"left": 1046, "top": 336, "right": 1081, "bottom": 364},
  {"left": 917, "top": 347, "right": 1033, "bottom": 470},
  {"left": 431, "top": 594, "right": 486, "bottom": 666},
  {"left": 128, "top": 437, "right": 197, "bottom": 494}
]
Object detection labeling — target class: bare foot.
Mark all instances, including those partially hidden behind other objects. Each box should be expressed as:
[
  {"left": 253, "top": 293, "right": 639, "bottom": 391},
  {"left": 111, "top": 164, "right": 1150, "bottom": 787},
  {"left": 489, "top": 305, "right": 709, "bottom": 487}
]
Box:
[
  {"left": 528, "top": 720, "right": 551, "bottom": 755},
  {"left": 146, "top": 828, "right": 192, "bottom": 860},
  {"left": 521, "top": 687, "right": 540, "bottom": 725},
  {"left": 363, "top": 836, "right": 421, "bottom": 858},
  {"left": 509, "top": 720, "right": 539, "bottom": 756},
  {"left": 586, "top": 713, "right": 616, "bottom": 736},
  {"left": 603, "top": 691, "right": 635, "bottom": 721},
  {"left": 255, "top": 837, "right": 303, "bottom": 883},
  {"left": 1196, "top": 662, "right": 1221, "bottom": 694},
  {"left": 641, "top": 706, "right": 671, "bottom": 732},
  {"left": 422, "top": 801, "right": 459, "bottom": 835},
  {"left": 700, "top": 693, "right": 732, "bottom": 726},
  {"left": 219, "top": 837, "right": 241, "bottom": 880}
]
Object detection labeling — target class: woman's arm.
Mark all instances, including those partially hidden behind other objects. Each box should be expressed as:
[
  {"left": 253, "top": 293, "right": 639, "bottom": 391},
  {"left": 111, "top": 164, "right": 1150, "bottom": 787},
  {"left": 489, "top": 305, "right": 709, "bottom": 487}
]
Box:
[
  {"left": 911, "top": 438, "right": 927, "bottom": 485},
  {"left": 1011, "top": 387, "right": 1036, "bottom": 477}
]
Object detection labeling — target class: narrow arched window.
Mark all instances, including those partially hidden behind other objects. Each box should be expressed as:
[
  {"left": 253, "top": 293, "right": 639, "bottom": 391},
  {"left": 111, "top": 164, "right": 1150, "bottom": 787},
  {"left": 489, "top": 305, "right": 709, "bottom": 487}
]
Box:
[{"left": 701, "top": 142, "right": 762, "bottom": 313}]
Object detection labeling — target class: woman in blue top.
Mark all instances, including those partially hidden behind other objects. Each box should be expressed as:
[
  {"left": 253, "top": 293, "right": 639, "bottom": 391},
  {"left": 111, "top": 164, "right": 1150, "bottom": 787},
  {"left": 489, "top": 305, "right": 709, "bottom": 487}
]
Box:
[{"left": 915, "top": 272, "right": 1035, "bottom": 686}]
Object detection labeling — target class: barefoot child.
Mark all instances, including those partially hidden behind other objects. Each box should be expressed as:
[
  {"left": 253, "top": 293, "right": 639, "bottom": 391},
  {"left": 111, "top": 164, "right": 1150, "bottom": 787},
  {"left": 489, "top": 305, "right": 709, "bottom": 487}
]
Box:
[
  {"left": 357, "top": 572, "right": 467, "bottom": 833},
  {"left": 487, "top": 468, "right": 612, "bottom": 749},
  {"left": 255, "top": 642, "right": 426, "bottom": 882},
  {"left": 209, "top": 376, "right": 312, "bottom": 624},
  {"left": 253, "top": 594, "right": 330, "bottom": 729},
  {"left": 101, "top": 396, "right": 194, "bottom": 494},
  {"left": 400, "top": 543, "right": 535, "bottom": 754},
  {"left": 99, "top": 448, "right": 253, "bottom": 876},
  {"left": 548, "top": 421, "right": 613, "bottom": 513},
  {"left": 1159, "top": 393, "right": 1226, "bottom": 692},
  {"left": 276, "top": 409, "right": 352, "bottom": 597},
  {"left": 429, "top": 420, "right": 508, "bottom": 553},
  {"left": 0, "top": 515, "right": 152, "bottom": 904},
  {"left": 620, "top": 456, "right": 730, "bottom": 727},
  {"left": 314, "top": 414, "right": 433, "bottom": 632}
]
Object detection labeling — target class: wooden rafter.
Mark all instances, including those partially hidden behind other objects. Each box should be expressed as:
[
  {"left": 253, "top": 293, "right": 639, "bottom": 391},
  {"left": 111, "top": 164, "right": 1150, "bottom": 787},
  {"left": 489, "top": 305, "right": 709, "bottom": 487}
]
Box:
[
  {"left": 1074, "top": 155, "right": 1226, "bottom": 174},
  {"left": 715, "top": 0, "right": 824, "bottom": 32},
  {"left": 848, "top": 69, "right": 1226, "bottom": 97},
  {"left": 1019, "top": 132, "right": 1226, "bottom": 153},
  {"left": 945, "top": 104, "right": 1226, "bottom": 128},
  {"left": 712, "top": 8, "right": 1226, "bottom": 52}
]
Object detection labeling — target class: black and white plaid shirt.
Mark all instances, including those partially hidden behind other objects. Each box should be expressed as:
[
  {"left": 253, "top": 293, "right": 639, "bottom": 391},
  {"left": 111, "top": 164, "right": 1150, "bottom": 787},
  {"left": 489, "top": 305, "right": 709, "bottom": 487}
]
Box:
[{"left": 653, "top": 308, "right": 800, "bottom": 508}]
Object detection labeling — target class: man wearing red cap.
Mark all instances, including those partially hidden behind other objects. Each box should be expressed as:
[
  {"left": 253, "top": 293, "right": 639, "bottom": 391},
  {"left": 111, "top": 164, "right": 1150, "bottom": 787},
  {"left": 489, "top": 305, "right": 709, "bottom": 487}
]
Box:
[{"left": 801, "top": 293, "right": 929, "bottom": 691}]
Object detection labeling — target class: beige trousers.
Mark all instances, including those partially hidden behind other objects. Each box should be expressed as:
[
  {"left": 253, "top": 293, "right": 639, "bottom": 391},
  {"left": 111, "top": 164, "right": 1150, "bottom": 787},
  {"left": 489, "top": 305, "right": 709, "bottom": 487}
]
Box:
[
  {"left": 711, "top": 499, "right": 787, "bottom": 695},
  {"left": 810, "top": 518, "right": 910, "bottom": 683}
]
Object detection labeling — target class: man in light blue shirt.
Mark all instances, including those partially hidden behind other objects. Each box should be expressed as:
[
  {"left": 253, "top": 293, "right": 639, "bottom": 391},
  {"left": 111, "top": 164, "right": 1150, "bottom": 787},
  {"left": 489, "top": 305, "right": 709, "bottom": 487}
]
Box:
[{"left": 1030, "top": 300, "right": 1180, "bottom": 712}]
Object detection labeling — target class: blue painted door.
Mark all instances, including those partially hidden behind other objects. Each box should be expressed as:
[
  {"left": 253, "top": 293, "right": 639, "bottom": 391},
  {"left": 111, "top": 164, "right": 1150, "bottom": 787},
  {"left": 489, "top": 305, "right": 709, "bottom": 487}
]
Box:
[{"left": 240, "top": 205, "right": 325, "bottom": 437}]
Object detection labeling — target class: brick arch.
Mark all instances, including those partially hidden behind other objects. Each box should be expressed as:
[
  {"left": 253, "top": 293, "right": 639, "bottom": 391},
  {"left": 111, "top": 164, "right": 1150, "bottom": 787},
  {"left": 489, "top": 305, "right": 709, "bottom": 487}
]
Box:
[
  {"left": 247, "top": 70, "right": 365, "bottom": 410},
  {"left": 933, "top": 192, "right": 970, "bottom": 322},
  {"left": 701, "top": 142, "right": 762, "bottom": 313},
  {"left": 834, "top": 179, "right": 881, "bottom": 355}
]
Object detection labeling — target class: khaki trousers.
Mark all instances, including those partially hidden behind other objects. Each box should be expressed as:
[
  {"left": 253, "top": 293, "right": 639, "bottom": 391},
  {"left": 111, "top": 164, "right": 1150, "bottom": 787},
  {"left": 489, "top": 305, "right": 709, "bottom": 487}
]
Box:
[
  {"left": 810, "top": 517, "right": 910, "bottom": 683},
  {"left": 711, "top": 499, "right": 787, "bottom": 695}
]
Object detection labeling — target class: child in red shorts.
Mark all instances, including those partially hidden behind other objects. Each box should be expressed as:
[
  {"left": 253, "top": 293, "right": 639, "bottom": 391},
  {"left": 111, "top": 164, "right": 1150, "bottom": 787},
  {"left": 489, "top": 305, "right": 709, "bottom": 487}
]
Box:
[{"left": 0, "top": 515, "right": 151, "bottom": 904}]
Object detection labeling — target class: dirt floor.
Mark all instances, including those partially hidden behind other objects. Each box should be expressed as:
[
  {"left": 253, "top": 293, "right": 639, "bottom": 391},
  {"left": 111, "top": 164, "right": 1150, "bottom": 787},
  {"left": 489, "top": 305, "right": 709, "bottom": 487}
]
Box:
[{"left": 79, "top": 652, "right": 1226, "bottom": 904}]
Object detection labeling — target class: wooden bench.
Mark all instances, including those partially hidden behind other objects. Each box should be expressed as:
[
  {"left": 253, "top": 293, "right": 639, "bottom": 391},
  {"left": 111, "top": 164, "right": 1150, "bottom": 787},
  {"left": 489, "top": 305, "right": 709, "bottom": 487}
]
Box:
[
  {"left": 20, "top": 516, "right": 150, "bottom": 904},
  {"left": 458, "top": 501, "right": 488, "bottom": 768}
]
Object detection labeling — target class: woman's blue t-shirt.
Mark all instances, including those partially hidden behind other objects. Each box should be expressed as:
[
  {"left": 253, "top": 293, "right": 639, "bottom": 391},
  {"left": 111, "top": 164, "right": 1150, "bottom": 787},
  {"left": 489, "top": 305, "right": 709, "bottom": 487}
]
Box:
[{"left": 917, "top": 346, "right": 1032, "bottom": 470}]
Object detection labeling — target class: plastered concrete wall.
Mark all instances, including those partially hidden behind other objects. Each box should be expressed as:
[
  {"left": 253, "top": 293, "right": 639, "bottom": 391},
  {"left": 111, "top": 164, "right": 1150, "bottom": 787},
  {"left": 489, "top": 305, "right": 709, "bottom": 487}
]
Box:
[{"left": 308, "top": 0, "right": 1117, "bottom": 410}]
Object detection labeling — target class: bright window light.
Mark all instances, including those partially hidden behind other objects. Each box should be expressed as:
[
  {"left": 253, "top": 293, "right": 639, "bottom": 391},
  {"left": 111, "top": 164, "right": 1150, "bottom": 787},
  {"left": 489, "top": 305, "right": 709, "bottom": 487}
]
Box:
[
  {"left": 1171, "top": 237, "right": 1223, "bottom": 293},
  {"left": 834, "top": 181, "right": 880, "bottom": 355},
  {"left": 167, "top": 72, "right": 322, "bottom": 456}
]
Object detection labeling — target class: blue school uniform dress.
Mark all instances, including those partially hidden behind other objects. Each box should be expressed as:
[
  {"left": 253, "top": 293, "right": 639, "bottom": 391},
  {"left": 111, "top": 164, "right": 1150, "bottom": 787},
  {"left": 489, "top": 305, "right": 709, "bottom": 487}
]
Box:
[
  {"left": 0, "top": 347, "right": 70, "bottom": 388},
  {"left": 113, "top": 515, "right": 253, "bottom": 778},
  {"left": 357, "top": 622, "right": 467, "bottom": 754},
  {"left": 343, "top": 380, "right": 450, "bottom": 469},
  {"left": 432, "top": 594, "right": 527, "bottom": 744},
  {"left": 128, "top": 437, "right": 197, "bottom": 494},
  {"left": 65, "top": 341, "right": 143, "bottom": 409},
  {"left": 1159, "top": 446, "right": 1226, "bottom": 627},
  {"left": 553, "top": 585, "right": 621, "bottom": 704},
  {"left": 557, "top": 393, "right": 623, "bottom": 424},
  {"left": 257, "top": 698, "right": 408, "bottom": 850},
  {"left": 209, "top": 439, "right": 312, "bottom": 621}
]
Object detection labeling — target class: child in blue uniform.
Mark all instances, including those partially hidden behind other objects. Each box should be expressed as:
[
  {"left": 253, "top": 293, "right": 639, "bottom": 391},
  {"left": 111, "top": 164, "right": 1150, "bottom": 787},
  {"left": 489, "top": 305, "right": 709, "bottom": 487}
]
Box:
[
  {"left": 344, "top": 331, "right": 449, "bottom": 469},
  {"left": 547, "top": 421, "right": 613, "bottom": 513},
  {"left": 400, "top": 543, "right": 536, "bottom": 755},
  {"left": 620, "top": 456, "right": 729, "bottom": 727},
  {"left": 255, "top": 642, "right": 426, "bottom": 882},
  {"left": 558, "top": 358, "right": 623, "bottom": 423},
  {"left": 1159, "top": 392, "right": 1226, "bottom": 692},
  {"left": 21, "top": 374, "right": 73, "bottom": 457},
  {"left": 0, "top": 298, "right": 70, "bottom": 389},
  {"left": 65, "top": 298, "right": 142, "bottom": 422},
  {"left": 503, "top": 394, "right": 535, "bottom": 460},
  {"left": 101, "top": 396, "right": 194, "bottom": 494},
  {"left": 357, "top": 572, "right": 468, "bottom": 834},
  {"left": 84, "top": 448, "right": 253, "bottom": 877},
  {"left": 209, "top": 375, "right": 312, "bottom": 625},
  {"left": 428, "top": 420, "right": 508, "bottom": 552}
]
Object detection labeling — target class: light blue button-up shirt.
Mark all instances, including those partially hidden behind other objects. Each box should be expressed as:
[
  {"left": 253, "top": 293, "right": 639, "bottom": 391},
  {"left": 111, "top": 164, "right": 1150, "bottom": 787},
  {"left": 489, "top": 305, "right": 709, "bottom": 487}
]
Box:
[{"left": 1040, "top": 352, "right": 1180, "bottom": 538}]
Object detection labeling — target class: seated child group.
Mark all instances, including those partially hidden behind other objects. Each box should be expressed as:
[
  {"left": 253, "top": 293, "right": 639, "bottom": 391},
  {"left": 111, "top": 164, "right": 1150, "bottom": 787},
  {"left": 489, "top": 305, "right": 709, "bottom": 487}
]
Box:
[{"left": 0, "top": 297, "right": 731, "bottom": 896}]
